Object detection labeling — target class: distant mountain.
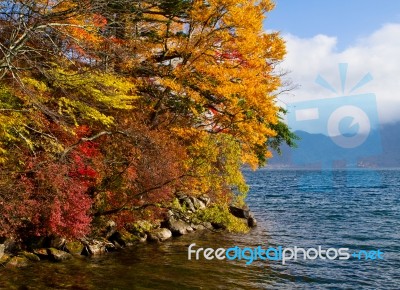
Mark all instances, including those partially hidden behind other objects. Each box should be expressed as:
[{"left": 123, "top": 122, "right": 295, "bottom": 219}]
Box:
[{"left": 268, "top": 122, "right": 400, "bottom": 168}]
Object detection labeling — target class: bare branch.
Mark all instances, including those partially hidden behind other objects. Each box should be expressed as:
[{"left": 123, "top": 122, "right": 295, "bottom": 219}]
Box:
[{"left": 60, "top": 130, "right": 129, "bottom": 160}]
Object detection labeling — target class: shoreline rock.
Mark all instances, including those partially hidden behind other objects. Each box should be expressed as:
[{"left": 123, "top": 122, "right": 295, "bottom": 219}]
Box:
[
  {"left": 147, "top": 228, "right": 172, "bottom": 242},
  {"left": 1, "top": 194, "right": 258, "bottom": 267},
  {"left": 166, "top": 218, "right": 193, "bottom": 236},
  {"left": 65, "top": 241, "right": 85, "bottom": 255},
  {"left": 20, "top": 251, "right": 40, "bottom": 262},
  {"left": 47, "top": 248, "right": 72, "bottom": 262},
  {"left": 229, "top": 205, "right": 257, "bottom": 228},
  {"left": 81, "top": 239, "right": 115, "bottom": 256},
  {"left": 6, "top": 256, "right": 29, "bottom": 268}
]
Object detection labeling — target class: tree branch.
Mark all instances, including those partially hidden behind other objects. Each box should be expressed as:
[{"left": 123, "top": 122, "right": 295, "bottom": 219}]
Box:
[
  {"left": 94, "top": 173, "right": 187, "bottom": 217},
  {"left": 60, "top": 130, "right": 128, "bottom": 160}
]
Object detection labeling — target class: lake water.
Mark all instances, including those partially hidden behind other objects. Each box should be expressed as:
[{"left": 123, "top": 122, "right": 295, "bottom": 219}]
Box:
[{"left": 1, "top": 169, "right": 399, "bottom": 289}]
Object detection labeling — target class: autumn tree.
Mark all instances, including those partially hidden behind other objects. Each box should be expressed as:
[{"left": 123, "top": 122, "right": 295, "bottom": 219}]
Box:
[{"left": 0, "top": 0, "right": 293, "bottom": 240}]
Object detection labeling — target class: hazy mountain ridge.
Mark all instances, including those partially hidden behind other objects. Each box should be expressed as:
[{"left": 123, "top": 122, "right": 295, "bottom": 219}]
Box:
[{"left": 268, "top": 122, "right": 400, "bottom": 168}]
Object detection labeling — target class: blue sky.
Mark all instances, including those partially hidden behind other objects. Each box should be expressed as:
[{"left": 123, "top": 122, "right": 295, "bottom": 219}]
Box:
[
  {"left": 264, "top": 1, "right": 400, "bottom": 131},
  {"left": 265, "top": 0, "right": 400, "bottom": 51}
]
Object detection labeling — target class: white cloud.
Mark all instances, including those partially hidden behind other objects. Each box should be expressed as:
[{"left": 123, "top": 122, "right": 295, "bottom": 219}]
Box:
[{"left": 278, "top": 23, "right": 400, "bottom": 126}]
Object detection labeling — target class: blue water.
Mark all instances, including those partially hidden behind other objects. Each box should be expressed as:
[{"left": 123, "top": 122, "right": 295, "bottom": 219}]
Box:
[
  {"left": 244, "top": 168, "right": 400, "bottom": 289},
  {"left": 0, "top": 169, "right": 399, "bottom": 289}
]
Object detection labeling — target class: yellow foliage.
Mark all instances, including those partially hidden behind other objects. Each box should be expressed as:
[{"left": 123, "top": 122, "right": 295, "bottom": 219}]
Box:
[
  {"left": 186, "top": 132, "right": 249, "bottom": 198},
  {"left": 52, "top": 70, "right": 138, "bottom": 126},
  {"left": 196, "top": 205, "right": 250, "bottom": 233},
  {"left": 140, "top": 0, "right": 286, "bottom": 168}
]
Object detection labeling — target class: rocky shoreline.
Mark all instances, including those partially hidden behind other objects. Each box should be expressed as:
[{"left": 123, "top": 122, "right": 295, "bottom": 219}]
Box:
[{"left": 0, "top": 194, "right": 257, "bottom": 268}]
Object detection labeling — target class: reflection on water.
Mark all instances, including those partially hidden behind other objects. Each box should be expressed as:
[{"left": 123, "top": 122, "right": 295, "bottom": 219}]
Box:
[
  {"left": 0, "top": 169, "right": 399, "bottom": 289},
  {"left": 1, "top": 230, "right": 275, "bottom": 290}
]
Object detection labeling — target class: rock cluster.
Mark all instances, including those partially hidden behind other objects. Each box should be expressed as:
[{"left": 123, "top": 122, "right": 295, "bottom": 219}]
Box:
[
  {"left": 228, "top": 205, "right": 257, "bottom": 227},
  {"left": 0, "top": 194, "right": 257, "bottom": 267},
  {"left": 146, "top": 194, "right": 212, "bottom": 242}
]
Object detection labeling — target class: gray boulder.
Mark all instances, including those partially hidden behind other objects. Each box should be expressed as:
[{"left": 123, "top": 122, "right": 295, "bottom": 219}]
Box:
[
  {"left": 191, "top": 222, "right": 213, "bottom": 231},
  {"left": 148, "top": 228, "right": 172, "bottom": 242},
  {"left": 6, "top": 256, "right": 29, "bottom": 268},
  {"left": 198, "top": 195, "right": 211, "bottom": 207},
  {"left": 190, "top": 197, "right": 206, "bottom": 210},
  {"left": 64, "top": 241, "right": 85, "bottom": 255},
  {"left": 81, "top": 240, "right": 113, "bottom": 255},
  {"left": 20, "top": 251, "right": 40, "bottom": 262},
  {"left": 247, "top": 211, "right": 257, "bottom": 227},
  {"left": 32, "top": 248, "right": 49, "bottom": 259},
  {"left": 229, "top": 205, "right": 250, "bottom": 219},
  {"left": 180, "top": 197, "right": 196, "bottom": 212},
  {"left": 247, "top": 216, "right": 257, "bottom": 227},
  {"left": 191, "top": 224, "right": 206, "bottom": 231},
  {"left": 167, "top": 219, "right": 193, "bottom": 236},
  {"left": 203, "top": 222, "right": 213, "bottom": 230},
  {"left": 47, "top": 248, "right": 72, "bottom": 262},
  {"left": 136, "top": 233, "right": 147, "bottom": 243}
]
